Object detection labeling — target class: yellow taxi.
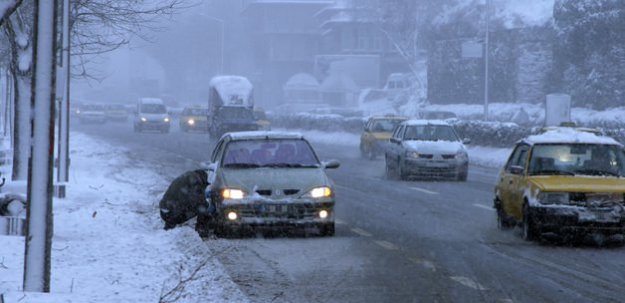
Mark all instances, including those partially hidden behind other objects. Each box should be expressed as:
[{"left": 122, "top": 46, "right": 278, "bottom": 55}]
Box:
[
  {"left": 360, "top": 115, "right": 407, "bottom": 159},
  {"left": 253, "top": 108, "right": 271, "bottom": 131},
  {"left": 494, "top": 127, "right": 625, "bottom": 241},
  {"left": 179, "top": 106, "right": 209, "bottom": 132}
]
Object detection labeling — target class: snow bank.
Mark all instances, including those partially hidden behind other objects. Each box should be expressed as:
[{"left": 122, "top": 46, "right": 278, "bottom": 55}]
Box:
[{"left": 0, "top": 132, "right": 248, "bottom": 303}]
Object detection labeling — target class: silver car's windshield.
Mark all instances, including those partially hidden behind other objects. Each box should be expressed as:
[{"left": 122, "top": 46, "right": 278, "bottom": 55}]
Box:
[
  {"left": 222, "top": 139, "right": 320, "bottom": 168},
  {"left": 403, "top": 125, "right": 459, "bottom": 142},
  {"left": 529, "top": 144, "right": 625, "bottom": 177}
]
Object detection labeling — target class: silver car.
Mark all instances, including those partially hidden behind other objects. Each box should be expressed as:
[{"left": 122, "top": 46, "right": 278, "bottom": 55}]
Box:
[
  {"left": 385, "top": 119, "right": 469, "bottom": 181},
  {"left": 197, "top": 131, "right": 340, "bottom": 237}
]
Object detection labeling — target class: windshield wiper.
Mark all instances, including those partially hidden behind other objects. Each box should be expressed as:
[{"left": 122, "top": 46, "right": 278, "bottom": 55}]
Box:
[
  {"left": 530, "top": 169, "right": 575, "bottom": 176},
  {"left": 223, "top": 163, "right": 260, "bottom": 168},
  {"left": 574, "top": 169, "right": 620, "bottom": 177}
]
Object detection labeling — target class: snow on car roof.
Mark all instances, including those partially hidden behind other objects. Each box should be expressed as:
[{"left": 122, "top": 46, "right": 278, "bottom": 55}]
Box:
[
  {"left": 138, "top": 97, "right": 164, "bottom": 104},
  {"left": 402, "top": 119, "right": 451, "bottom": 126},
  {"left": 524, "top": 127, "right": 622, "bottom": 146},
  {"left": 209, "top": 76, "right": 253, "bottom": 100},
  {"left": 225, "top": 131, "right": 305, "bottom": 141}
]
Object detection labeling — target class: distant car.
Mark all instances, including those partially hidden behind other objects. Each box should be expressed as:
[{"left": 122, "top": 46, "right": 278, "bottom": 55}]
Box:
[
  {"left": 416, "top": 110, "right": 457, "bottom": 121},
  {"left": 105, "top": 104, "right": 129, "bottom": 122},
  {"left": 179, "top": 106, "right": 209, "bottom": 132},
  {"left": 360, "top": 115, "right": 407, "bottom": 159},
  {"left": 494, "top": 127, "right": 625, "bottom": 241},
  {"left": 253, "top": 108, "right": 271, "bottom": 130},
  {"left": 196, "top": 131, "right": 340, "bottom": 237},
  {"left": 78, "top": 103, "right": 107, "bottom": 124},
  {"left": 133, "top": 98, "right": 170, "bottom": 133},
  {"left": 385, "top": 119, "right": 469, "bottom": 181}
]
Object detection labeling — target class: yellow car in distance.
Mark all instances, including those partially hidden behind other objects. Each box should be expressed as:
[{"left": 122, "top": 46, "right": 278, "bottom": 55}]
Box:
[
  {"left": 360, "top": 115, "right": 407, "bottom": 159},
  {"left": 254, "top": 108, "right": 271, "bottom": 131},
  {"left": 179, "top": 106, "right": 209, "bottom": 132},
  {"left": 494, "top": 127, "right": 625, "bottom": 242}
]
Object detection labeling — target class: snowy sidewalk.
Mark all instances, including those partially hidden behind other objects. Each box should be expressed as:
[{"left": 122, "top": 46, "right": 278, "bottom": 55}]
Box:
[{"left": 0, "top": 132, "right": 248, "bottom": 303}]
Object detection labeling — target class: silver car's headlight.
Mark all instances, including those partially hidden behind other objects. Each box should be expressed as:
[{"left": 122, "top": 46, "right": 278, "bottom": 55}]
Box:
[
  {"left": 303, "top": 186, "right": 333, "bottom": 198},
  {"left": 537, "top": 192, "right": 569, "bottom": 205},
  {"left": 164, "top": 117, "right": 170, "bottom": 122},
  {"left": 187, "top": 119, "right": 195, "bottom": 125},
  {"left": 457, "top": 151, "right": 468, "bottom": 161},
  {"left": 406, "top": 151, "right": 420, "bottom": 159},
  {"left": 140, "top": 117, "right": 147, "bottom": 122},
  {"left": 222, "top": 188, "right": 245, "bottom": 200}
]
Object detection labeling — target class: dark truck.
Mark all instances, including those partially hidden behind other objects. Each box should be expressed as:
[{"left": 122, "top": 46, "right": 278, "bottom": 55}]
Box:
[{"left": 208, "top": 75, "right": 258, "bottom": 137}]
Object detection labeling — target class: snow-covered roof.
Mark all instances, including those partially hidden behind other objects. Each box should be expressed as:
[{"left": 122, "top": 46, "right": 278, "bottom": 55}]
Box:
[
  {"left": 138, "top": 98, "right": 164, "bottom": 104},
  {"left": 402, "top": 119, "right": 452, "bottom": 126},
  {"left": 225, "top": 131, "right": 305, "bottom": 141},
  {"left": 210, "top": 75, "right": 254, "bottom": 101},
  {"left": 284, "top": 73, "right": 320, "bottom": 90},
  {"left": 524, "top": 128, "right": 621, "bottom": 146}
]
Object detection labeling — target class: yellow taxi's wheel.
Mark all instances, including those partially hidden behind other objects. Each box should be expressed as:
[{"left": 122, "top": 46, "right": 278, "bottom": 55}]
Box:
[{"left": 522, "top": 203, "right": 539, "bottom": 241}]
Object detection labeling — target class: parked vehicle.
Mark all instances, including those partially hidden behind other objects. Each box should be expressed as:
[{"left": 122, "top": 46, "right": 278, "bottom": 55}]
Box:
[
  {"left": 105, "top": 104, "right": 129, "bottom": 122},
  {"left": 207, "top": 76, "right": 258, "bottom": 137},
  {"left": 197, "top": 131, "right": 340, "bottom": 237},
  {"left": 360, "top": 115, "right": 407, "bottom": 159},
  {"left": 494, "top": 127, "right": 625, "bottom": 242},
  {"left": 385, "top": 119, "right": 469, "bottom": 181},
  {"left": 253, "top": 108, "right": 271, "bottom": 130},
  {"left": 133, "top": 98, "right": 170, "bottom": 133},
  {"left": 78, "top": 103, "right": 107, "bottom": 124},
  {"left": 179, "top": 106, "right": 209, "bottom": 132}
]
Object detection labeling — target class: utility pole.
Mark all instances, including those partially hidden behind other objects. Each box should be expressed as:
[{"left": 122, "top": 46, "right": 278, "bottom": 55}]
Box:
[
  {"left": 56, "top": 0, "right": 70, "bottom": 198},
  {"left": 23, "top": 0, "right": 58, "bottom": 292},
  {"left": 483, "top": 0, "right": 490, "bottom": 121}
]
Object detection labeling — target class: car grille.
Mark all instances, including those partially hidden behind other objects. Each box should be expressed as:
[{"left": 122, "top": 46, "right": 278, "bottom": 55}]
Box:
[
  {"left": 418, "top": 154, "right": 433, "bottom": 159},
  {"left": 442, "top": 154, "right": 456, "bottom": 159},
  {"left": 255, "top": 189, "right": 300, "bottom": 197},
  {"left": 569, "top": 192, "right": 625, "bottom": 207}
]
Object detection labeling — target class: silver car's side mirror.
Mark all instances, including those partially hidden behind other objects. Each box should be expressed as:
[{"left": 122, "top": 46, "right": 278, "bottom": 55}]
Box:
[
  {"left": 200, "top": 161, "right": 216, "bottom": 172},
  {"left": 323, "top": 159, "right": 340, "bottom": 169}
]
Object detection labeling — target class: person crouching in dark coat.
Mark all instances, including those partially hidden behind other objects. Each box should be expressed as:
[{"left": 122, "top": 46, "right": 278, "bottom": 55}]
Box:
[{"left": 159, "top": 169, "right": 209, "bottom": 230}]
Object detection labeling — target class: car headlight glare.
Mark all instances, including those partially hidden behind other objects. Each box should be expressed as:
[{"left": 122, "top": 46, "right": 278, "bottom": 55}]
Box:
[
  {"left": 537, "top": 192, "right": 569, "bottom": 205},
  {"left": 309, "top": 187, "right": 332, "bottom": 198},
  {"left": 187, "top": 119, "right": 195, "bottom": 125},
  {"left": 164, "top": 117, "right": 170, "bottom": 122},
  {"left": 222, "top": 189, "right": 245, "bottom": 199},
  {"left": 406, "top": 151, "right": 419, "bottom": 159},
  {"left": 140, "top": 117, "right": 147, "bottom": 122}
]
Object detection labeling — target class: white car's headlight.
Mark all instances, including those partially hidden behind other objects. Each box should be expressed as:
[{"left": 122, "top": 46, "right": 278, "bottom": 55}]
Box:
[
  {"left": 187, "top": 119, "right": 195, "bottom": 125},
  {"left": 222, "top": 188, "right": 245, "bottom": 200},
  {"left": 406, "top": 151, "right": 420, "bottom": 159},
  {"left": 164, "top": 117, "right": 170, "bottom": 122},
  {"left": 140, "top": 117, "right": 147, "bottom": 122},
  {"left": 305, "top": 187, "right": 332, "bottom": 198},
  {"left": 537, "top": 192, "right": 569, "bottom": 205}
]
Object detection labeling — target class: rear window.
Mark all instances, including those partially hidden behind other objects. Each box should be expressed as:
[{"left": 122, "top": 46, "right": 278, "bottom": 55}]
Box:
[{"left": 140, "top": 104, "right": 167, "bottom": 114}]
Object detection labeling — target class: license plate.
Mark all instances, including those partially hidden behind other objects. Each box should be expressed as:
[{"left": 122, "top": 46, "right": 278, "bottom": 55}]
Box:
[{"left": 267, "top": 205, "right": 286, "bottom": 214}]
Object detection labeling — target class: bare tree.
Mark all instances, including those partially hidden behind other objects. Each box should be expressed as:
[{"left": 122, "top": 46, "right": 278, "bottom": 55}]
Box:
[{"left": 0, "top": 0, "right": 191, "bottom": 180}]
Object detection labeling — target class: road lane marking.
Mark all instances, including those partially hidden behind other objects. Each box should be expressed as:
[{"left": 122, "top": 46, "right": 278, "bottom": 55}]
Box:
[
  {"left": 473, "top": 204, "right": 495, "bottom": 211},
  {"left": 408, "top": 257, "right": 437, "bottom": 272},
  {"left": 374, "top": 240, "right": 399, "bottom": 251},
  {"left": 351, "top": 228, "right": 372, "bottom": 237},
  {"left": 410, "top": 187, "right": 439, "bottom": 195},
  {"left": 450, "top": 276, "right": 488, "bottom": 291}
]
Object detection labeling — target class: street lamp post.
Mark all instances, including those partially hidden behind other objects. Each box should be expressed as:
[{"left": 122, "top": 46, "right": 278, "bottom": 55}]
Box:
[{"left": 483, "top": 0, "right": 490, "bottom": 121}]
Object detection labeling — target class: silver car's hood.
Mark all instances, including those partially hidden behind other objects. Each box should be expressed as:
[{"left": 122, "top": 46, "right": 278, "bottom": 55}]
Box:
[
  {"left": 404, "top": 140, "right": 465, "bottom": 154},
  {"left": 221, "top": 167, "right": 330, "bottom": 194}
]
